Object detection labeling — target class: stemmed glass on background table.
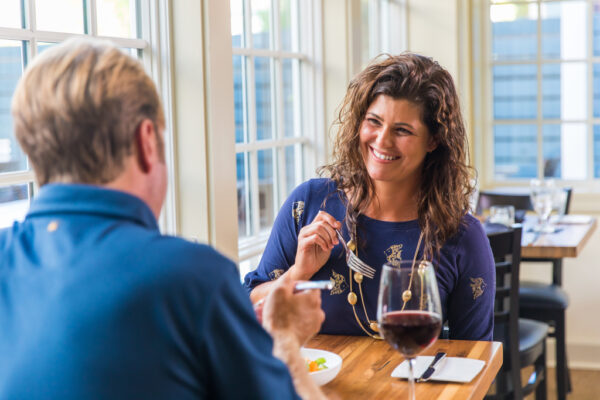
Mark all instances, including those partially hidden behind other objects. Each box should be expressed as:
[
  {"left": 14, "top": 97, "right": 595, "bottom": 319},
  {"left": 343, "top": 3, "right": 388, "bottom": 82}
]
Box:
[
  {"left": 377, "top": 261, "right": 442, "bottom": 400},
  {"left": 530, "top": 178, "right": 555, "bottom": 233}
]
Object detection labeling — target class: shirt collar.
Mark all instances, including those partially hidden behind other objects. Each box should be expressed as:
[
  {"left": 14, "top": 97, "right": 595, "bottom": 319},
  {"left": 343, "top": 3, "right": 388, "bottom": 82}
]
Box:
[{"left": 26, "top": 183, "right": 159, "bottom": 231}]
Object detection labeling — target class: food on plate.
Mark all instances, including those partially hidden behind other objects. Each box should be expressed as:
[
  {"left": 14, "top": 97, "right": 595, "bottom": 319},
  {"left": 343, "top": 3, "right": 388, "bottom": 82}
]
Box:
[{"left": 306, "top": 357, "right": 328, "bottom": 372}]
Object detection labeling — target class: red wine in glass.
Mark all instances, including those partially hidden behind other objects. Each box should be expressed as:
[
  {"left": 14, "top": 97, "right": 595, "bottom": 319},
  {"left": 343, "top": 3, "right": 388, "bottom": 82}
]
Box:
[
  {"left": 377, "top": 261, "right": 442, "bottom": 400},
  {"left": 380, "top": 311, "right": 442, "bottom": 358}
]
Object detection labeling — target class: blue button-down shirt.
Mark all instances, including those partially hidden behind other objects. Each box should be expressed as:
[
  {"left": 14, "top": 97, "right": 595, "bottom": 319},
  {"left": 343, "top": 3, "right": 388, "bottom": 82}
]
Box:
[{"left": 0, "top": 184, "right": 298, "bottom": 399}]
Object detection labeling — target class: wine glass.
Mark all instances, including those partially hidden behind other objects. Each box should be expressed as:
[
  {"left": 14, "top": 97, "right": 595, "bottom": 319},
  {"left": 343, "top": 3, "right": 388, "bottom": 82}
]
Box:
[
  {"left": 530, "top": 179, "right": 555, "bottom": 233},
  {"left": 377, "top": 261, "right": 442, "bottom": 400}
]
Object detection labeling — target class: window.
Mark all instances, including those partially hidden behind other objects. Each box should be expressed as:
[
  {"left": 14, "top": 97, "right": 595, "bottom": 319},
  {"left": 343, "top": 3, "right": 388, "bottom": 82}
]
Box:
[
  {"left": 0, "top": 0, "right": 175, "bottom": 231},
  {"left": 231, "top": 0, "right": 323, "bottom": 270},
  {"left": 359, "top": 0, "right": 408, "bottom": 68},
  {"left": 480, "top": 0, "right": 600, "bottom": 183}
]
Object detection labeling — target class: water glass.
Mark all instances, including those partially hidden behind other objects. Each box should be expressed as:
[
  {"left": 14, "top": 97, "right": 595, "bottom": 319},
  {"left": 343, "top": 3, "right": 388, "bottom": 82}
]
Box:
[
  {"left": 530, "top": 179, "right": 555, "bottom": 233},
  {"left": 489, "top": 205, "right": 515, "bottom": 226}
]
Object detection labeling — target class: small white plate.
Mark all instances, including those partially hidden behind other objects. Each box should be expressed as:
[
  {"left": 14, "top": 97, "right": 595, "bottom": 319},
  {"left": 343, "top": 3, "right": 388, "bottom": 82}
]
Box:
[
  {"left": 391, "top": 356, "right": 485, "bottom": 383},
  {"left": 300, "top": 347, "right": 343, "bottom": 386}
]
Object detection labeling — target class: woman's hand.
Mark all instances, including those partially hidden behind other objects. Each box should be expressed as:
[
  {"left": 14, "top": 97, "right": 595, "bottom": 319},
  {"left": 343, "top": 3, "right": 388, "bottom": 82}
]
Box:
[{"left": 291, "top": 211, "right": 341, "bottom": 280}]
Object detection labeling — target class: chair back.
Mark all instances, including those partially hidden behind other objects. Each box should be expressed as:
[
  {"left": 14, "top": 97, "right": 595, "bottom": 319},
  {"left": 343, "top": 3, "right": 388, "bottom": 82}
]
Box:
[
  {"left": 485, "top": 223, "right": 523, "bottom": 399},
  {"left": 476, "top": 187, "right": 572, "bottom": 220}
]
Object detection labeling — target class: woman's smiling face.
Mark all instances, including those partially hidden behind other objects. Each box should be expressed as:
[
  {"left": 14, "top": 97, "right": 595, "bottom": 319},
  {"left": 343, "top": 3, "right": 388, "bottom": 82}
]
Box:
[{"left": 359, "top": 95, "right": 437, "bottom": 188}]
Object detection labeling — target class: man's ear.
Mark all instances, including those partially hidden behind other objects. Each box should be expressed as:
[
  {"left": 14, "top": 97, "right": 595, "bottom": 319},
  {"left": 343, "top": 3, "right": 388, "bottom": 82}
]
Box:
[{"left": 134, "top": 119, "right": 159, "bottom": 173}]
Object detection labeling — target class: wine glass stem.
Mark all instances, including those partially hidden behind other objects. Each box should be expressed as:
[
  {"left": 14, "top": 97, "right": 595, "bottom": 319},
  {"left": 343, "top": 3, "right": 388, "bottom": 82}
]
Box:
[{"left": 407, "top": 357, "right": 416, "bottom": 400}]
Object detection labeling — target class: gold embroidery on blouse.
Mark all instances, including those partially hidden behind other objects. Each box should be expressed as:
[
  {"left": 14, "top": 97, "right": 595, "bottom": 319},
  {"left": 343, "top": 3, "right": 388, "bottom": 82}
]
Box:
[
  {"left": 330, "top": 270, "right": 348, "bottom": 295},
  {"left": 269, "top": 269, "right": 285, "bottom": 280},
  {"left": 292, "top": 201, "right": 305, "bottom": 226},
  {"left": 384, "top": 244, "right": 404, "bottom": 267},
  {"left": 470, "top": 277, "right": 486, "bottom": 299}
]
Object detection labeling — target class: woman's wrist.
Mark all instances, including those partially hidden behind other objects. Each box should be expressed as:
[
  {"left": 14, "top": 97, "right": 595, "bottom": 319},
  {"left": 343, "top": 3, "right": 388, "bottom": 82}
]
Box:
[{"left": 287, "top": 263, "right": 312, "bottom": 281}]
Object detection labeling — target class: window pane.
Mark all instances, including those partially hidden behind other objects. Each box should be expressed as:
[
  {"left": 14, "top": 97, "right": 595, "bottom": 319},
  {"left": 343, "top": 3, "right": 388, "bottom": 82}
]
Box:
[
  {"left": 560, "top": 62, "right": 586, "bottom": 120},
  {"left": 0, "top": 184, "right": 29, "bottom": 229},
  {"left": 231, "top": 0, "right": 246, "bottom": 47},
  {"left": 255, "top": 57, "right": 273, "bottom": 140},
  {"left": 36, "top": 0, "right": 84, "bottom": 34},
  {"left": 280, "top": 0, "right": 297, "bottom": 52},
  {"left": 251, "top": 0, "right": 272, "bottom": 49},
  {"left": 542, "top": 63, "right": 587, "bottom": 121},
  {"left": 543, "top": 124, "right": 561, "bottom": 178},
  {"left": 0, "top": 1, "right": 22, "bottom": 29},
  {"left": 546, "top": 123, "right": 587, "bottom": 180},
  {"left": 494, "top": 124, "right": 537, "bottom": 179},
  {"left": 542, "top": 64, "right": 560, "bottom": 119},
  {"left": 37, "top": 42, "right": 56, "bottom": 54},
  {"left": 282, "top": 58, "right": 300, "bottom": 138},
  {"left": 97, "top": 0, "right": 137, "bottom": 38},
  {"left": 233, "top": 55, "right": 248, "bottom": 143},
  {"left": 237, "top": 152, "right": 251, "bottom": 238},
  {"left": 594, "top": 125, "right": 600, "bottom": 177},
  {"left": 593, "top": 0, "right": 600, "bottom": 56},
  {"left": 284, "top": 144, "right": 302, "bottom": 195},
  {"left": 593, "top": 64, "right": 600, "bottom": 118},
  {"left": 491, "top": 3, "right": 538, "bottom": 61},
  {"left": 493, "top": 64, "right": 537, "bottom": 119},
  {"left": 541, "top": 1, "right": 586, "bottom": 60},
  {"left": 258, "top": 149, "right": 274, "bottom": 230},
  {"left": 0, "top": 40, "right": 28, "bottom": 174}
]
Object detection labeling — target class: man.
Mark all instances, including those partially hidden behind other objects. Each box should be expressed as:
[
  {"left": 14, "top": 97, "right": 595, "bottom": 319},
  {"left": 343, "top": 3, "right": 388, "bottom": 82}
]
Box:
[{"left": 0, "top": 38, "right": 325, "bottom": 399}]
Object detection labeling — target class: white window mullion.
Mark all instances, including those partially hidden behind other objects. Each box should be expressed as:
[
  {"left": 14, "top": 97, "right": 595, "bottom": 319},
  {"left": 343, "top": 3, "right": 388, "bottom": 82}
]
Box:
[{"left": 88, "top": 0, "right": 98, "bottom": 36}]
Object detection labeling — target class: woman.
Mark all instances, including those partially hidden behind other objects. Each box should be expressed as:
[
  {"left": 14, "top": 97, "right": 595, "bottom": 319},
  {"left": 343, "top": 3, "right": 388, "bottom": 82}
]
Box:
[{"left": 244, "top": 53, "right": 495, "bottom": 340}]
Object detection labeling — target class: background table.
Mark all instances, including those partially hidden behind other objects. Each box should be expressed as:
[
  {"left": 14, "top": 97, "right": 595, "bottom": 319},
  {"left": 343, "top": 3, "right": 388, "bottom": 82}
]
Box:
[
  {"left": 306, "top": 335, "right": 502, "bottom": 400},
  {"left": 520, "top": 215, "right": 597, "bottom": 258}
]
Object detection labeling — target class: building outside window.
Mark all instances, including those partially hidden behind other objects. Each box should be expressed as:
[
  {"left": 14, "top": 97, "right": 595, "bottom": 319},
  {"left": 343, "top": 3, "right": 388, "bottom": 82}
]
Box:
[
  {"left": 0, "top": 0, "right": 173, "bottom": 230},
  {"left": 480, "top": 0, "right": 600, "bottom": 183}
]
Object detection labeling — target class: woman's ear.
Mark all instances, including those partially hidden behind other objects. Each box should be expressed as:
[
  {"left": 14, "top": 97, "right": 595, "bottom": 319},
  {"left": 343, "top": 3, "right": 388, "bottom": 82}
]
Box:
[{"left": 427, "top": 137, "right": 438, "bottom": 153}]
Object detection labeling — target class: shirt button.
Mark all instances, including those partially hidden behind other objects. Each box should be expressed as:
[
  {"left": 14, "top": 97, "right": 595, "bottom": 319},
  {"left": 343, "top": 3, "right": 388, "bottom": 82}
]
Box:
[{"left": 47, "top": 221, "right": 59, "bottom": 232}]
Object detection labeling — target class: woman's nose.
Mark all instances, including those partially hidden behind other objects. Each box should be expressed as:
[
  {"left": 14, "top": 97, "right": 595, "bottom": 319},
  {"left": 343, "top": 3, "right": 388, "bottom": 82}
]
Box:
[{"left": 374, "top": 126, "right": 393, "bottom": 147}]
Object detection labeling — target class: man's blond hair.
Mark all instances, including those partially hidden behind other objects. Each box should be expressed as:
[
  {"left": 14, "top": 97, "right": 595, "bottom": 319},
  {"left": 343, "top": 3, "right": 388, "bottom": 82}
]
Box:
[{"left": 11, "top": 38, "right": 165, "bottom": 185}]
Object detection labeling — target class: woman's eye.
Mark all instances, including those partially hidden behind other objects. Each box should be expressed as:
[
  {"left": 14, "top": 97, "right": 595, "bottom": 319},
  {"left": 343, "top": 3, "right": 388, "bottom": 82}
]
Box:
[
  {"left": 367, "top": 118, "right": 381, "bottom": 126},
  {"left": 395, "top": 127, "right": 412, "bottom": 135}
]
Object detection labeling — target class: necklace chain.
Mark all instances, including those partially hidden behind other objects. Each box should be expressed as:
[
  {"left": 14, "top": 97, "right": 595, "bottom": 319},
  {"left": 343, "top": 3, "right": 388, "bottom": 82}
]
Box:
[{"left": 346, "top": 228, "right": 425, "bottom": 339}]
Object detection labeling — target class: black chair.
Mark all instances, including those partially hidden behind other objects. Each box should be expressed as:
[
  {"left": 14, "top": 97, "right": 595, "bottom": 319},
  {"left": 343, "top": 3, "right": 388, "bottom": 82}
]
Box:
[
  {"left": 477, "top": 188, "right": 573, "bottom": 400},
  {"left": 484, "top": 223, "right": 548, "bottom": 400}
]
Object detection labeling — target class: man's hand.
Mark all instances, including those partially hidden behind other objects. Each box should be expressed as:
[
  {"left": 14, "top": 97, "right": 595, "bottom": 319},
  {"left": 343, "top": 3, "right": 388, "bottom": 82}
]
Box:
[{"left": 262, "top": 273, "right": 325, "bottom": 345}]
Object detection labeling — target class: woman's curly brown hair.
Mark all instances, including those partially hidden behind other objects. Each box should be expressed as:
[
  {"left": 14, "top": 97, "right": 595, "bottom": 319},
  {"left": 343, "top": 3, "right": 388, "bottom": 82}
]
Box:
[{"left": 319, "top": 53, "right": 474, "bottom": 259}]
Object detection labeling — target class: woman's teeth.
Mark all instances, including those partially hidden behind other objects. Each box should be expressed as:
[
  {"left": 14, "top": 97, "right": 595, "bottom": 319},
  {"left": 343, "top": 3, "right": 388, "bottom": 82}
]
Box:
[{"left": 372, "top": 148, "right": 398, "bottom": 161}]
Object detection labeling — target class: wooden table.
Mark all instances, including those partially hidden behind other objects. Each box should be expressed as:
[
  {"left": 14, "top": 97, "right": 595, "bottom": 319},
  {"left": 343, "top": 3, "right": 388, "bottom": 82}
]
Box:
[
  {"left": 306, "top": 335, "right": 502, "bottom": 400},
  {"left": 520, "top": 215, "right": 597, "bottom": 258}
]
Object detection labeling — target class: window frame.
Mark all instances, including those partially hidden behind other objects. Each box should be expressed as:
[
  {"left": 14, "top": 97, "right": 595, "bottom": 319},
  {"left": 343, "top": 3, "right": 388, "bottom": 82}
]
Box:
[{"left": 0, "top": 0, "right": 177, "bottom": 233}]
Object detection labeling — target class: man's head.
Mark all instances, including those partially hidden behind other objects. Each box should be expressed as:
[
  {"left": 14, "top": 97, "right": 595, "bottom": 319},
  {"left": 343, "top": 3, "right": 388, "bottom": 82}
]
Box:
[{"left": 11, "top": 38, "right": 167, "bottom": 215}]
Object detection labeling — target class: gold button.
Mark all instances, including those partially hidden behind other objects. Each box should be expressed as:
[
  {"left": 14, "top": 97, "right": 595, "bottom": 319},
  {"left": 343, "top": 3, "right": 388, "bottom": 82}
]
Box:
[{"left": 47, "top": 220, "right": 59, "bottom": 232}]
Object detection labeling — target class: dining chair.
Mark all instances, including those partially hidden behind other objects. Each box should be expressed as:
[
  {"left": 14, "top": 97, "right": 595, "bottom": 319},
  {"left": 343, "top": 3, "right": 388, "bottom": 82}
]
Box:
[
  {"left": 477, "top": 188, "right": 573, "bottom": 400},
  {"left": 484, "top": 223, "right": 548, "bottom": 400}
]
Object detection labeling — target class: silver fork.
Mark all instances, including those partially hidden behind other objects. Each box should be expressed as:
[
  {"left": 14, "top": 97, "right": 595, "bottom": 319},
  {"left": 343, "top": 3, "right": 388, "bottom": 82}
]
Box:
[{"left": 335, "top": 229, "right": 376, "bottom": 279}]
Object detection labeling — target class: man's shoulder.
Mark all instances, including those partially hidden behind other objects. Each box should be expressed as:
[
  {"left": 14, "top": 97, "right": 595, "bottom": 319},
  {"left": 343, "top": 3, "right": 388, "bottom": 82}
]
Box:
[{"left": 142, "top": 235, "right": 237, "bottom": 275}]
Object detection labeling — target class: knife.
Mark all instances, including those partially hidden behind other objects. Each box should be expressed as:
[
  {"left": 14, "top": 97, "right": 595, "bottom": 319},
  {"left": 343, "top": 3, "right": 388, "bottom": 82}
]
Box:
[{"left": 416, "top": 352, "right": 446, "bottom": 382}]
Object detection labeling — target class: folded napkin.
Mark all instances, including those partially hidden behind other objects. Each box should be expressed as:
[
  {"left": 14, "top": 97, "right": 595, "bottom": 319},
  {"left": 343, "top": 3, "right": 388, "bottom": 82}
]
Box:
[
  {"left": 391, "top": 356, "right": 485, "bottom": 383},
  {"left": 550, "top": 215, "right": 593, "bottom": 225}
]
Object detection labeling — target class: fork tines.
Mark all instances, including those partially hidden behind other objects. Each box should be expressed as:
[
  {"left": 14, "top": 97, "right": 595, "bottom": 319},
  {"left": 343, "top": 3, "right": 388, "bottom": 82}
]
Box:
[
  {"left": 335, "top": 229, "right": 376, "bottom": 279},
  {"left": 347, "top": 252, "right": 376, "bottom": 279}
]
